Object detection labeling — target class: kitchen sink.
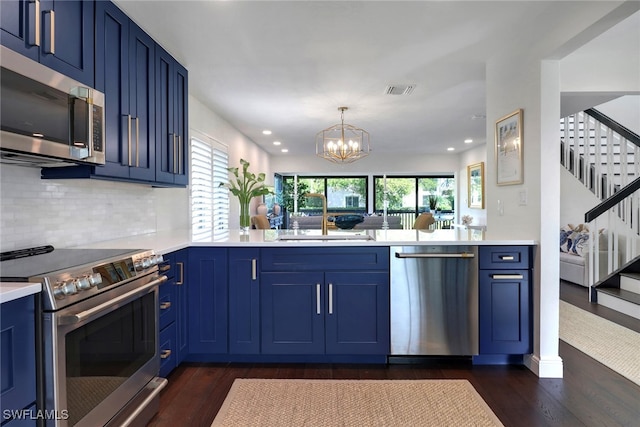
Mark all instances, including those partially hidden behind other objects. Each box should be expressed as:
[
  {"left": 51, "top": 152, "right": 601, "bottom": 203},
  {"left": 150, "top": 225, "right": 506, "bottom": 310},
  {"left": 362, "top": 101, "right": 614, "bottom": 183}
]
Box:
[{"left": 277, "top": 234, "right": 375, "bottom": 241}]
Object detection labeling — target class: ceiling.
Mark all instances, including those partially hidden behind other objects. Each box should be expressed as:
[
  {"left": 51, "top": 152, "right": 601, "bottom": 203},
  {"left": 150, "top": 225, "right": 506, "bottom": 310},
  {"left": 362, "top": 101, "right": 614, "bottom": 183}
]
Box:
[{"left": 112, "top": 1, "right": 638, "bottom": 158}]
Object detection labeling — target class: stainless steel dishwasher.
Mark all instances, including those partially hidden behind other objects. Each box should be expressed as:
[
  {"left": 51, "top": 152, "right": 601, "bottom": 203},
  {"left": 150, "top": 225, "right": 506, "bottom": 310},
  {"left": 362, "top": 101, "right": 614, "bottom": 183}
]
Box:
[{"left": 390, "top": 245, "right": 479, "bottom": 356}]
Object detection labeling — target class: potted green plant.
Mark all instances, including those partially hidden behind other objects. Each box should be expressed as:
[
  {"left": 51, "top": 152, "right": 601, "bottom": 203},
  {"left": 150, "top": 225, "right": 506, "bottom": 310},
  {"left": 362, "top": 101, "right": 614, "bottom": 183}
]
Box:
[
  {"left": 428, "top": 194, "right": 439, "bottom": 212},
  {"left": 221, "top": 159, "right": 272, "bottom": 230}
]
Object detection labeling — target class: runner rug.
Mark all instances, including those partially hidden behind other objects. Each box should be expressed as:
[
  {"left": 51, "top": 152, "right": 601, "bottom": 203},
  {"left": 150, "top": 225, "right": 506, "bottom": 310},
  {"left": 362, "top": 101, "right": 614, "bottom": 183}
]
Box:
[
  {"left": 559, "top": 300, "right": 640, "bottom": 386},
  {"left": 211, "top": 378, "right": 503, "bottom": 427}
]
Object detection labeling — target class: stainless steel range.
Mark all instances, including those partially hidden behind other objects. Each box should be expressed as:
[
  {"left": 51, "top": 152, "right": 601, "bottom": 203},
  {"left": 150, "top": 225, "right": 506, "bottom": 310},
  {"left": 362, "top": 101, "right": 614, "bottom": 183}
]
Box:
[{"left": 1, "top": 246, "right": 168, "bottom": 427}]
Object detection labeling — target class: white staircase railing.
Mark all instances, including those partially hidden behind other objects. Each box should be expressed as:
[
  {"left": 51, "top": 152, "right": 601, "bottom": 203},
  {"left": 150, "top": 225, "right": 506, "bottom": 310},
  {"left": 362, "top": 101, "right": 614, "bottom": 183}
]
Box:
[{"left": 560, "top": 109, "right": 640, "bottom": 288}]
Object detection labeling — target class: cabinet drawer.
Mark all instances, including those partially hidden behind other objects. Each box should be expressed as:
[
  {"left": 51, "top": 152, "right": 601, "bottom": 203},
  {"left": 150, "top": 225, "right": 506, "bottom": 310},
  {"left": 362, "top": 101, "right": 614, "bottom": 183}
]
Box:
[
  {"left": 261, "top": 247, "right": 389, "bottom": 271},
  {"left": 479, "top": 246, "right": 530, "bottom": 269},
  {"left": 159, "top": 323, "right": 176, "bottom": 378},
  {"left": 158, "top": 282, "right": 176, "bottom": 330}
]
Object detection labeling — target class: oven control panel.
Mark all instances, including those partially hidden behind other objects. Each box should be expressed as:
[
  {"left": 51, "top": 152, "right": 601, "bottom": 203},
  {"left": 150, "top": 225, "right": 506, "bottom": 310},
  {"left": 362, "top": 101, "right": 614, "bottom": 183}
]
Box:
[{"left": 41, "top": 250, "right": 163, "bottom": 311}]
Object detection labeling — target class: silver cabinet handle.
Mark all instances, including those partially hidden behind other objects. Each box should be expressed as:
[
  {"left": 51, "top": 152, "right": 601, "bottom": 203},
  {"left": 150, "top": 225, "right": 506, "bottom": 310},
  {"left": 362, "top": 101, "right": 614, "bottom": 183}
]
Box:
[
  {"left": 160, "top": 349, "right": 172, "bottom": 359},
  {"left": 395, "top": 252, "right": 475, "bottom": 258},
  {"left": 499, "top": 255, "right": 515, "bottom": 260},
  {"left": 159, "top": 302, "right": 171, "bottom": 310},
  {"left": 316, "top": 284, "right": 321, "bottom": 315},
  {"left": 490, "top": 274, "right": 524, "bottom": 280},
  {"left": 328, "top": 283, "right": 333, "bottom": 315},
  {"left": 172, "top": 134, "right": 178, "bottom": 173},
  {"left": 178, "top": 135, "right": 183, "bottom": 174},
  {"left": 176, "top": 262, "right": 184, "bottom": 285},
  {"left": 59, "top": 275, "right": 167, "bottom": 325},
  {"left": 29, "top": 0, "right": 41, "bottom": 47},
  {"left": 126, "top": 114, "right": 132, "bottom": 166},
  {"left": 134, "top": 117, "right": 140, "bottom": 167},
  {"left": 43, "top": 9, "right": 55, "bottom": 54},
  {"left": 251, "top": 259, "right": 257, "bottom": 281}
]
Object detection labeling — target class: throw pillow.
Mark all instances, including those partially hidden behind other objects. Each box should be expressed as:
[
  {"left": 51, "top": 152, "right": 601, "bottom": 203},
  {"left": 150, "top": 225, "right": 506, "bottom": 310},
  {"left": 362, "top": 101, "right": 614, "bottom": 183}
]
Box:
[
  {"left": 569, "top": 231, "right": 590, "bottom": 256},
  {"left": 560, "top": 225, "right": 574, "bottom": 252}
]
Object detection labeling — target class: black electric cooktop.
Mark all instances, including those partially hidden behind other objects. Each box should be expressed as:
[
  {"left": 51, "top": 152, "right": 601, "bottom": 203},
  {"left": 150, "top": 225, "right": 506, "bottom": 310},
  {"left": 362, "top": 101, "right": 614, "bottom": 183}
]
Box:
[{"left": 0, "top": 246, "right": 142, "bottom": 281}]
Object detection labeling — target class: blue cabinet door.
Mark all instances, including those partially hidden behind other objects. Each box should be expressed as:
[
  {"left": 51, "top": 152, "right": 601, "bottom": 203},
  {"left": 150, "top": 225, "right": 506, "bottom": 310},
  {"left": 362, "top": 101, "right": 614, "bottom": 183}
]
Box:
[
  {"left": 38, "top": 0, "right": 94, "bottom": 86},
  {"left": 126, "top": 23, "right": 155, "bottom": 181},
  {"left": 173, "top": 249, "right": 189, "bottom": 363},
  {"left": 261, "top": 272, "right": 325, "bottom": 354},
  {"left": 0, "top": 0, "right": 39, "bottom": 61},
  {"left": 324, "top": 272, "right": 390, "bottom": 355},
  {"left": 1, "top": 296, "right": 36, "bottom": 422},
  {"left": 155, "top": 46, "right": 189, "bottom": 186},
  {"left": 94, "top": 0, "right": 131, "bottom": 179},
  {"left": 478, "top": 269, "right": 531, "bottom": 354},
  {"left": 229, "top": 248, "right": 260, "bottom": 354},
  {"left": 0, "top": 0, "right": 93, "bottom": 86},
  {"left": 188, "top": 248, "right": 228, "bottom": 355}
]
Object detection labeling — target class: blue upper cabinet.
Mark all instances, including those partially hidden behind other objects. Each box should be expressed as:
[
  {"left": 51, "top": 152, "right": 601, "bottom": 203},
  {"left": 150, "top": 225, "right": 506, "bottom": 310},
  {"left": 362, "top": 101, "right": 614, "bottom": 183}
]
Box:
[
  {"left": 93, "top": 1, "right": 154, "bottom": 182},
  {"left": 42, "top": 0, "right": 188, "bottom": 187},
  {"left": 0, "top": 0, "right": 94, "bottom": 86},
  {"left": 155, "top": 46, "right": 189, "bottom": 186}
]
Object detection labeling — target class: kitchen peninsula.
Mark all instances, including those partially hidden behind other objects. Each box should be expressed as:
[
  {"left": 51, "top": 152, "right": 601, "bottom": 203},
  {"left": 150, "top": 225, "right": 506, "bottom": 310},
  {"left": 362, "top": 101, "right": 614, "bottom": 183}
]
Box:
[{"left": 74, "top": 228, "right": 536, "bottom": 374}]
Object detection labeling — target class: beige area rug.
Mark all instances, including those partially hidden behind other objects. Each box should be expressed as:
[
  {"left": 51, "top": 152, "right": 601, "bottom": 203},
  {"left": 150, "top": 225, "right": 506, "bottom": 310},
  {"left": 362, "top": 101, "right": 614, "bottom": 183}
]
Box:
[
  {"left": 211, "top": 378, "right": 503, "bottom": 427},
  {"left": 560, "top": 300, "right": 640, "bottom": 386}
]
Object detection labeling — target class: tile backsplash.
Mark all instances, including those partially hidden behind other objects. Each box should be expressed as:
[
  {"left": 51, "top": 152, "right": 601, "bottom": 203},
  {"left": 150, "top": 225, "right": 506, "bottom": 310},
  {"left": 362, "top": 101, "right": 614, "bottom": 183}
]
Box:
[{"left": 0, "top": 164, "right": 184, "bottom": 252}]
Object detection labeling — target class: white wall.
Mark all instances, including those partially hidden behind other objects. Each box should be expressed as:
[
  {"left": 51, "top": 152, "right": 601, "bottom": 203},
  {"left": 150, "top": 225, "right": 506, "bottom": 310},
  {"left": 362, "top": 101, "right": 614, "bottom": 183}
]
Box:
[
  {"left": 0, "top": 164, "right": 172, "bottom": 251},
  {"left": 189, "top": 95, "right": 272, "bottom": 227}
]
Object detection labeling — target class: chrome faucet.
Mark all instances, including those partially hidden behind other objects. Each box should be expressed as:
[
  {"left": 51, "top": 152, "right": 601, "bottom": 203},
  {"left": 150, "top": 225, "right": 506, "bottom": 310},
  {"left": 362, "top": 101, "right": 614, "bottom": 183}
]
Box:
[{"left": 304, "top": 193, "right": 328, "bottom": 235}]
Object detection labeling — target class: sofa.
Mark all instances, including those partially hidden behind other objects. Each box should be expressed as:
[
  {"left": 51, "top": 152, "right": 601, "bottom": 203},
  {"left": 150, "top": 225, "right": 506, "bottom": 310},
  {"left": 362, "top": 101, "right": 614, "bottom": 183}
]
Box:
[
  {"left": 559, "top": 224, "right": 609, "bottom": 287},
  {"left": 290, "top": 215, "right": 403, "bottom": 230}
]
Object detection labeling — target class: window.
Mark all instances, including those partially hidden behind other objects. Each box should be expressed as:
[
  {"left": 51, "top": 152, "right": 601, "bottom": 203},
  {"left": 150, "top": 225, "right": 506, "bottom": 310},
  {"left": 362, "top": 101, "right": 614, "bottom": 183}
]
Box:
[
  {"left": 190, "top": 135, "right": 229, "bottom": 240},
  {"left": 281, "top": 176, "right": 367, "bottom": 213},
  {"left": 373, "top": 175, "right": 455, "bottom": 229}
]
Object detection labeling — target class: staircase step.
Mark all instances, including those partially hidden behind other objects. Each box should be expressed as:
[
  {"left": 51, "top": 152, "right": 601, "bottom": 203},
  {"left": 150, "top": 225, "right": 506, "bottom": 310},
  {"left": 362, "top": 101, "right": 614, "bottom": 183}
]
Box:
[
  {"left": 596, "top": 287, "right": 640, "bottom": 320},
  {"left": 620, "top": 273, "right": 640, "bottom": 294}
]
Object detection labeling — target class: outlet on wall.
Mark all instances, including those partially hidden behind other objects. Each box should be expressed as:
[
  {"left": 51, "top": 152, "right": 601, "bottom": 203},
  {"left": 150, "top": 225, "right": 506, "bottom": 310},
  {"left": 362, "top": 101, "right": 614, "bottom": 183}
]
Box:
[{"left": 519, "top": 189, "right": 527, "bottom": 206}]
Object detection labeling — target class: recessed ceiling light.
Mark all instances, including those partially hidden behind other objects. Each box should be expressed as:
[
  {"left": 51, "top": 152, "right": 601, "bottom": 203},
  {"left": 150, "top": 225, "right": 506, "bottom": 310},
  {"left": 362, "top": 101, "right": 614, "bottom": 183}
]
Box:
[
  {"left": 262, "top": 130, "right": 272, "bottom": 135},
  {"left": 447, "top": 147, "right": 455, "bottom": 151},
  {"left": 464, "top": 139, "right": 473, "bottom": 144},
  {"left": 281, "top": 148, "right": 289, "bottom": 153},
  {"left": 273, "top": 141, "right": 281, "bottom": 146}
]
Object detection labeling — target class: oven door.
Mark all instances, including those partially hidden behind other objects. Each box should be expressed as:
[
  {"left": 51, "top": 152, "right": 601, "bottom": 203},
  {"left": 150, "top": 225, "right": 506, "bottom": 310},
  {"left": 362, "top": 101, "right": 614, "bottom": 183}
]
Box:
[{"left": 41, "top": 274, "right": 165, "bottom": 427}]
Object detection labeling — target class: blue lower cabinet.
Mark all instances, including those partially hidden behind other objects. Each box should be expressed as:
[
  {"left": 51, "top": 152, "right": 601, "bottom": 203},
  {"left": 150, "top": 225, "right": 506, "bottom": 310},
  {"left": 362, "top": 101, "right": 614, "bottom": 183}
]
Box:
[
  {"left": 261, "top": 271, "right": 389, "bottom": 356},
  {"left": 478, "top": 269, "right": 531, "bottom": 355},
  {"left": 187, "top": 248, "right": 228, "bottom": 356},
  {"left": 158, "top": 280, "right": 176, "bottom": 331},
  {"left": 1, "top": 296, "right": 36, "bottom": 426},
  {"left": 261, "top": 272, "right": 326, "bottom": 354},
  {"left": 324, "top": 272, "right": 389, "bottom": 355},
  {"left": 228, "top": 248, "right": 261, "bottom": 354},
  {"left": 159, "top": 323, "right": 177, "bottom": 378}
]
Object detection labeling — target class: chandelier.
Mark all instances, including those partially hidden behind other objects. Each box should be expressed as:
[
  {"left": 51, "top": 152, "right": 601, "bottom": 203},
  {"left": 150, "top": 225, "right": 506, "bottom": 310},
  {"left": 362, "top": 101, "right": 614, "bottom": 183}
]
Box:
[{"left": 316, "top": 107, "right": 370, "bottom": 163}]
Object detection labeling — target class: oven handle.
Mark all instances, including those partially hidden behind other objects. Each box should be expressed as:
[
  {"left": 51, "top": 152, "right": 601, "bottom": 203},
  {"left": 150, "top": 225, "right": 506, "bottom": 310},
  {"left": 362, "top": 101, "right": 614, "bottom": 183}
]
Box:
[{"left": 59, "top": 275, "right": 168, "bottom": 325}]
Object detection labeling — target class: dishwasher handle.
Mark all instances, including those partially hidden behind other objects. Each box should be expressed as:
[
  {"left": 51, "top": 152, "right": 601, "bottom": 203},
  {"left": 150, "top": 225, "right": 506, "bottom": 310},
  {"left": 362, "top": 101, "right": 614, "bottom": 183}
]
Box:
[{"left": 395, "top": 252, "right": 475, "bottom": 259}]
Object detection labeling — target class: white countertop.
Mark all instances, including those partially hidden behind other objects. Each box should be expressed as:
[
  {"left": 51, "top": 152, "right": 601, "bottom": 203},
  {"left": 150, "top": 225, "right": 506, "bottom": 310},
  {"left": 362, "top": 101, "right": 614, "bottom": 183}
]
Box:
[
  {"left": 72, "top": 228, "right": 536, "bottom": 254},
  {"left": 0, "top": 282, "right": 41, "bottom": 304}
]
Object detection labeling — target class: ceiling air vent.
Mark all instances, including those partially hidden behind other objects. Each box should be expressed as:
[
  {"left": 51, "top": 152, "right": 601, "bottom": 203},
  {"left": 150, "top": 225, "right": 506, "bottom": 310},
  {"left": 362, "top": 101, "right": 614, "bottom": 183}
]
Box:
[{"left": 385, "top": 84, "right": 416, "bottom": 96}]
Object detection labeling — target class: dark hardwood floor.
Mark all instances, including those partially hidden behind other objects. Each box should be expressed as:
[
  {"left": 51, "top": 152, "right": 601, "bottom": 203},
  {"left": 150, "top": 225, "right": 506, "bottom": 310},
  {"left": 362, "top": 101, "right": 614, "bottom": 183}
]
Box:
[{"left": 148, "top": 282, "right": 640, "bottom": 427}]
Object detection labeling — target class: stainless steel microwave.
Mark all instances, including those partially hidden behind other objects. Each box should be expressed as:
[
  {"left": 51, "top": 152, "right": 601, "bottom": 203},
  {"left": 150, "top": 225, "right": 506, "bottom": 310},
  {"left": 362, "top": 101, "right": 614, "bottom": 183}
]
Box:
[{"left": 0, "top": 46, "right": 105, "bottom": 167}]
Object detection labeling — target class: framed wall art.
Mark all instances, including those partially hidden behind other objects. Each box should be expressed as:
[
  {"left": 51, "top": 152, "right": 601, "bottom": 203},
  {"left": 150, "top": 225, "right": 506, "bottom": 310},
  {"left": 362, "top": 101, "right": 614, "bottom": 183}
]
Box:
[
  {"left": 495, "top": 109, "right": 523, "bottom": 185},
  {"left": 467, "top": 162, "right": 484, "bottom": 209}
]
